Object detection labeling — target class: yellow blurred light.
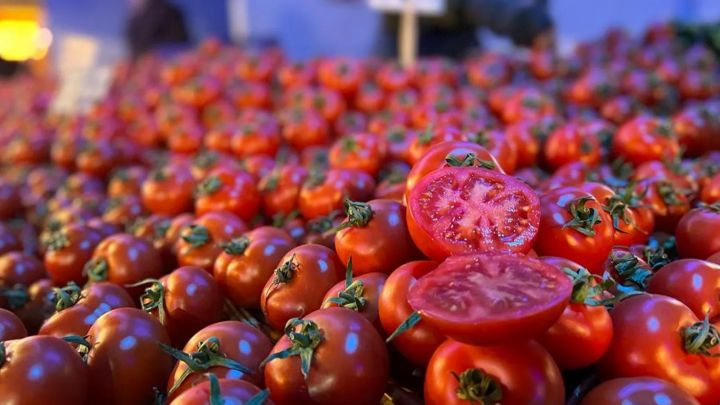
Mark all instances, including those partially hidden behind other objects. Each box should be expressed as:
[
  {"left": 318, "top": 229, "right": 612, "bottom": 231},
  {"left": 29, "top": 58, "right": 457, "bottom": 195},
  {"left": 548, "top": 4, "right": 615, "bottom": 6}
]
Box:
[{"left": 0, "top": 19, "right": 52, "bottom": 61}]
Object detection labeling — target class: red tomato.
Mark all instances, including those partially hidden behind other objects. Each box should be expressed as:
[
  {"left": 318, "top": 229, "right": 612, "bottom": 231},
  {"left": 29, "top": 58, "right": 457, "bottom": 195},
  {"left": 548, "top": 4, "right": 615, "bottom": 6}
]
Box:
[
  {"left": 701, "top": 172, "right": 720, "bottom": 204},
  {"left": 264, "top": 308, "right": 389, "bottom": 405},
  {"left": 213, "top": 227, "right": 295, "bottom": 309},
  {"left": 406, "top": 166, "right": 540, "bottom": 260},
  {"left": 170, "top": 376, "right": 270, "bottom": 405},
  {"left": 101, "top": 195, "right": 145, "bottom": 227},
  {"left": 107, "top": 166, "right": 148, "bottom": 197},
  {"left": 175, "top": 211, "right": 248, "bottom": 272},
  {"left": 298, "top": 169, "right": 376, "bottom": 220},
  {"left": 230, "top": 121, "right": 280, "bottom": 158},
  {"left": 599, "top": 294, "right": 720, "bottom": 405},
  {"left": 613, "top": 116, "right": 680, "bottom": 165},
  {"left": 580, "top": 377, "right": 700, "bottom": 405},
  {"left": 334, "top": 199, "right": 419, "bottom": 275},
  {"left": 260, "top": 244, "right": 344, "bottom": 330},
  {"left": 328, "top": 133, "right": 387, "bottom": 177},
  {"left": 636, "top": 179, "right": 691, "bottom": 233},
  {"left": 501, "top": 88, "right": 557, "bottom": 124},
  {"left": 709, "top": 251, "right": 720, "bottom": 265},
  {"left": 0, "top": 335, "right": 89, "bottom": 405},
  {"left": 39, "top": 281, "right": 133, "bottom": 337},
  {"left": 141, "top": 164, "right": 195, "bottom": 215},
  {"left": 505, "top": 117, "right": 559, "bottom": 169},
  {"left": 0, "top": 308, "right": 26, "bottom": 340},
  {"left": 543, "top": 122, "right": 602, "bottom": 170},
  {"left": 322, "top": 270, "right": 387, "bottom": 332},
  {"left": 258, "top": 164, "right": 308, "bottom": 217},
  {"left": 468, "top": 129, "right": 518, "bottom": 174},
  {"left": 0, "top": 251, "right": 45, "bottom": 288},
  {"left": 408, "top": 254, "right": 572, "bottom": 345},
  {"left": 425, "top": 339, "right": 565, "bottom": 405},
  {"left": 647, "top": 259, "right": 720, "bottom": 322},
  {"left": 534, "top": 187, "right": 614, "bottom": 273},
  {"left": 194, "top": 167, "right": 260, "bottom": 221},
  {"left": 280, "top": 109, "right": 330, "bottom": 150},
  {"left": 0, "top": 180, "right": 21, "bottom": 220},
  {"left": 676, "top": 205, "right": 720, "bottom": 259}
]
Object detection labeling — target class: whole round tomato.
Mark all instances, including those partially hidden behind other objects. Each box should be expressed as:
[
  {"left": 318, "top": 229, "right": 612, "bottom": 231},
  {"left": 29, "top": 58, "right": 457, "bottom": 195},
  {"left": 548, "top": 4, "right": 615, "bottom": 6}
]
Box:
[
  {"left": 107, "top": 166, "right": 148, "bottom": 197},
  {"left": 39, "top": 282, "right": 133, "bottom": 337},
  {"left": 505, "top": 117, "right": 559, "bottom": 169},
  {"left": 101, "top": 195, "right": 145, "bottom": 227},
  {"left": 636, "top": 179, "right": 691, "bottom": 233},
  {"left": 676, "top": 204, "right": 720, "bottom": 259},
  {"left": 328, "top": 133, "right": 387, "bottom": 177},
  {"left": 298, "top": 169, "right": 375, "bottom": 220},
  {"left": 280, "top": 109, "right": 330, "bottom": 150},
  {"left": 334, "top": 199, "right": 419, "bottom": 275},
  {"left": 0, "top": 308, "right": 26, "bottom": 340},
  {"left": 701, "top": 172, "right": 720, "bottom": 204},
  {"left": 258, "top": 164, "right": 308, "bottom": 217},
  {"left": 647, "top": 259, "right": 720, "bottom": 322},
  {"left": 170, "top": 376, "right": 270, "bottom": 405},
  {"left": 0, "top": 226, "right": 21, "bottom": 260},
  {"left": 141, "top": 164, "right": 195, "bottom": 215},
  {"left": 580, "top": 377, "right": 700, "bottom": 405},
  {"left": 0, "top": 335, "right": 88, "bottom": 405},
  {"left": 194, "top": 167, "right": 260, "bottom": 221},
  {"left": 166, "top": 320, "right": 272, "bottom": 401},
  {"left": 534, "top": 187, "right": 614, "bottom": 274},
  {"left": 599, "top": 294, "right": 720, "bottom": 404},
  {"left": 261, "top": 244, "right": 344, "bottom": 330},
  {"left": 264, "top": 308, "right": 389, "bottom": 405},
  {"left": 85, "top": 307, "right": 174, "bottom": 404},
  {"left": 175, "top": 211, "right": 248, "bottom": 272},
  {"left": 213, "top": 226, "right": 295, "bottom": 309},
  {"left": 230, "top": 122, "right": 280, "bottom": 159},
  {"left": 406, "top": 166, "right": 540, "bottom": 260},
  {"left": 543, "top": 122, "right": 602, "bottom": 170},
  {"left": 468, "top": 129, "right": 518, "bottom": 174},
  {"left": 4, "top": 279, "right": 54, "bottom": 334},
  {"left": 322, "top": 270, "right": 387, "bottom": 332},
  {"left": 0, "top": 179, "right": 21, "bottom": 220},
  {"left": 425, "top": 339, "right": 564, "bottom": 405},
  {"left": 0, "top": 251, "right": 45, "bottom": 288},
  {"left": 613, "top": 116, "right": 680, "bottom": 165},
  {"left": 409, "top": 254, "right": 572, "bottom": 346}
]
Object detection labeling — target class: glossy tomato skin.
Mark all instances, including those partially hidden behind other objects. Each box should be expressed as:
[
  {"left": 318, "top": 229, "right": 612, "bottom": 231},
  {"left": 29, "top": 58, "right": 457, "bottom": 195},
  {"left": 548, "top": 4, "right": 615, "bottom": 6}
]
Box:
[
  {"left": 39, "top": 282, "right": 134, "bottom": 337},
  {"left": 425, "top": 339, "right": 565, "bottom": 405},
  {"left": 407, "top": 166, "right": 540, "bottom": 260},
  {"left": 676, "top": 206, "right": 720, "bottom": 259},
  {"left": 258, "top": 164, "right": 308, "bottom": 217},
  {"left": 580, "top": 377, "right": 700, "bottom": 405},
  {"left": 534, "top": 187, "right": 614, "bottom": 274},
  {"left": 141, "top": 164, "right": 195, "bottom": 215},
  {"left": 322, "top": 272, "right": 387, "bottom": 332},
  {"left": 0, "top": 251, "right": 45, "bottom": 287},
  {"left": 86, "top": 308, "right": 174, "bottom": 405},
  {"left": 260, "top": 244, "right": 344, "bottom": 330},
  {"left": 167, "top": 321, "right": 273, "bottom": 400},
  {"left": 701, "top": 173, "right": 720, "bottom": 204},
  {"left": 543, "top": 122, "right": 602, "bottom": 170},
  {"left": 194, "top": 167, "right": 260, "bottom": 221},
  {"left": 0, "top": 308, "right": 27, "bottom": 340},
  {"left": 264, "top": 307, "right": 389, "bottom": 405},
  {"left": 0, "top": 335, "right": 89, "bottom": 405},
  {"left": 88, "top": 233, "right": 163, "bottom": 292},
  {"left": 708, "top": 251, "right": 720, "bottom": 265},
  {"left": 170, "top": 378, "right": 271, "bottom": 405},
  {"left": 613, "top": 116, "right": 680, "bottom": 165},
  {"left": 328, "top": 133, "right": 387, "bottom": 177},
  {"left": 175, "top": 211, "right": 248, "bottom": 272},
  {"left": 637, "top": 179, "right": 691, "bottom": 233},
  {"left": 0, "top": 224, "right": 21, "bottom": 256},
  {"left": 599, "top": 294, "right": 720, "bottom": 405},
  {"left": 298, "top": 169, "right": 376, "bottom": 220},
  {"left": 335, "top": 199, "right": 419, "bottom": 275},
  {"left": 647, "top": 259, "right": 720, "bottom": 322}
]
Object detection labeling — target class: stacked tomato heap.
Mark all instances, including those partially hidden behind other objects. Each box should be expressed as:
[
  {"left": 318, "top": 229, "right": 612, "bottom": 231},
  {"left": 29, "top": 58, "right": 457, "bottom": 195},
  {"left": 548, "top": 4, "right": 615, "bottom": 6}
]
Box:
[{"left": 1, "top": 22, "right": 720, "bottom": 405}]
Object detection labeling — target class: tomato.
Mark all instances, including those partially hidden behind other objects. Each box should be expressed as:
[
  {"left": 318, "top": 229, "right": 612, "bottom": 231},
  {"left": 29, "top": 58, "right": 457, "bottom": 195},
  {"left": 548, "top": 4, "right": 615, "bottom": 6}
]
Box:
[
  {"left": 227, "top": 81, "right": 271, "bottom": 110},
  {"left": 175, "top": 211, "right": 248, "bottom": 272},
  {"left": 505, "top": 117, "right": 559, "bottom": 169},
  {"left": 298, "top": 169, "right": 375, "bottom": 220},
  {"left": 581, "top": 377, "right": 700, "bottom": 405},
  {"left": 213, "top": 226, "right": 295, "bottom": 309},
  {"left": 647, "top": 259, "right": 720, "bottom": 322},
  {"left": 636, "top": 179, "right": 691, "bottom": 233},
  {"left": 230, "top": 121, "right": 280, "bottom": 158},
  {"left": 0, "top": 308, "right": 26, "bottom": 340},
  {"left": 376, "top": 62, "right": 413, "bottom": 92},
  {"left": 565, "top": 67, "right": 618, "bottom": 107},
  {"left": 303, "top": 211, "right": 342, "bottom": 248},
  {"left": 469, "top": 129, "right": 518, "bottom": 174},
  {"left": 613, "top": 116, "right": 680, "bottom": 165},
  {"left": 466, "top": 53, "right": 512, "bottom": 88},
  {"left": 317, "top": 57, "right": 365, "bottom": 96},
  {"left": 85, "top": 233, "right": 164, "bottom": 294},
  {"left": 334, "top": 199, "right": 419, "bottom": 275},
  {"left": 632, "top": 160, "right": 698, "bottom": 193},
  {"left": 190, "top": 151, "right": 241, "bottom": 181},
  {"left": 280, "top": 109, "right": 330, "bottom": 150},
  {"left": 0, "top": 224, "right": 21, "bottom": 256},
  {"left": 354, "top": 82, "right": 386, "bottom": 113},
  {"left": 501, "top": 88, "right": 557, "bottom": 124},
  {"left": 406, "top": 166, "right": 540, "bottom": 260},
  {"left": 107, "top": 166, "right": 148, "bottom": 197},
  {"left": 75, "top": 138, "right": 119, "bottom": 178},
  {"left": 406, "top": 125, "right": 466, "bottom": 165},
  {"left": 0, "top": 335, "right": 88, "bottom": 405},
  {"left": 264, "top": 308, "right": 389, "bottom": 405},
  {"left": 600, "top": 95, "right": 642, "bottom": 125},
  {"left": 543, "top": 122, "right": 602, "bottom": 170},
  {"left": 673, "top": 104, "right": 719, "bottom": 157},
  {"left": 170, "top": 376, "right": 270, "bottom": 405},
  {"left": 141, "top": 164, "right": 195, "bottom": 215},
  {"left": 322, "top": 269, "right": 386, "bottom": 332},
  {"left": 194, "top": 167, "right": 259, "bottom": 221},
  {"left": 277, "top": 61, "right": 316, "bottom": 89},
  {"left": 709, "top": 252, "right": 720, "bottom": 265},
  {"left": 258, "top": 165, "right": 308, "bottom": 217},
  {"left": 0, "top": 251, "right": 45, "bottom": 288},
  {"left": 39, "top": 281, "right": 133, "bottom": 337},
  {"left": 600, "top": 294, "right": 720, "bottom": 404},
  {"left": 85, "top": 307, "right": 174, "bottom": 404},
  {"left": 165, "top": 321, "right": 272, "bottom": 400},
  {"left": 676, "top": 205, "right": 720, "bottom": 259},
  {"left": 701, "top": 172, "right": 720, "bottom": 204},
  {"left": 101, "top": 195, "right": 145, "bottom": 227},
  {"left": 425, "top": 339, "right": 564, "bottom": 405},
  {"left": 0, "top": 179, "right": 21, "bottom": 220},
  {"left": 408, "top": 254, "right": 571, "bottom": 345},
  {"left": 260, "top": 244, "right": 344, "bottom": 330},
  {"left": 534, "top": 187, "right": 614, "bottom": 274},
  {"left": 328, "top": 133, "right": 387, "bottom": 177}
]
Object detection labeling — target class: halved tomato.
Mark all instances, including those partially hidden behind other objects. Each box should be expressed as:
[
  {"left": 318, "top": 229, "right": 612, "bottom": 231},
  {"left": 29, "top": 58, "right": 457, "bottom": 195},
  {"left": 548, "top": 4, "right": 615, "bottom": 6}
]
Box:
[{"left": 408, "top": 254, "right": 572, "bottom": 345}]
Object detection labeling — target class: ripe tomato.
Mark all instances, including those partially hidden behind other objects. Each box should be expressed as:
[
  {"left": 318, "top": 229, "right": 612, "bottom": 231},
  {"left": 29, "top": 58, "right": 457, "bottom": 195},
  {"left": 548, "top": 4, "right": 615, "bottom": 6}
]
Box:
[
  {"left": 543, "top": 122, "right": 602, "bottom": 170},
  {"left": 166, "top": 321, "right": 272, "bottom": 401},
  {"left": 647, "top": 259, "right": 720, "bottom": 322},
  {"left": 501, "top": 87, "right": 557, "bottom": 124},
  {"left": 264, "top": 308, "right": 389, "bottom": 405},
  {"left": 599, "top": 294, "right": 720, "bottom": 404},
  {"left": 580, "top": 377, "right": 700, "bottom": 405},
  {"left": 194, "top": 167, "right": 260, "bottom": 221},
  {"left": 0, "top": 251, "right": 45, "bottom": 288},
  {"left": 169, "top": 376, "right": 269, "bottom": 405},
  {"left": 676, "top": 205, "right": 720, "bottom": 259},
  {"left": 406, "top": 166, "right": 540, "bottom": 260},
  {"left": 101, "top": 195, "right": 145, "bottom": 227},
  {"left": 328, "top": 133, "right": 387, "bottom": 177},
  {"left": 0, "top": 335, "right": 89, "bottom": 405},
  {"left": 406, "top": 125, "right": 466, "bottom": 165},
  {"left": 408, "top": 254, "right": 572, "bottom": 345},
  {"left": 709, "top": 251, "right": 720, "bottom": 265},
  {"left": 260, "top": 244, "right": 344, "bottom": 330},
  {"left": 2, "top": 278, "right": 54, "bottom": 334},
  {"left": 613, "top": 116, "right": 680, "bottom": 165},
  {"left": 213, "top": 226, "right": 295, "bottom": 309},
  {"left": 175, "top": 211, "right": 248, "bottom": 272},
  {"left": 425, "top": 339, "right": 564, "bottom": 405},
  {"left": 39, "top": 281, "right": 133, "bottom": 337},
  {"left": 0, "top": 308, "right": 26, "bottom": 340},
  {"left": 534, "top": 187, "right": 614, "bottom": 273},
  {"left": 85, "top": 307, "right": 174, "bottom": 404},
  {"left": 298, "top": 169, "right": 375, "bottom": 220},
  {"left": 0, "top": 179, "right": 21, "bottom": 220},
  {"left": 258, "top": 164, "right": 308, "bottom": 217},
  {"left": 468, "top": 129, "right": 518, "bottom": 174},
  {"left": 322, "top": 269, "right": 387, "bottom": 332},
  {"left": 107, "top": 166, "right": 148, "bottom": 197},
  {"left": 0, "top": 225, "right": 21, "bottom": 257},
  {"left": 75, "top": 138, "right": 119, "bottom": 178},
  {"left": 85, "top": 233, "right": 163, "bottom": 294},
  {"left": 280, "top": 109, "right": 330, "bottom": 150},
  {"left": 505, "top": 117, "right": 559, "bottom": 169},
  {"left": 636, "top": 179, "right": 690, "bottom": 233},
  {"left": 701, "top": 172, "right": 720, "bottom": 204},
  {"left": 230, "top": 121, "right": 280, "bottom": 158},
  {"left": 334, "top": 199, "right": 419, "bottom": 275},
  {"left": 318, "top": 57, "right": 365, "bottom": 96},
  {"left": 141, "top": 164, "right": 195, "bottom": 215}
]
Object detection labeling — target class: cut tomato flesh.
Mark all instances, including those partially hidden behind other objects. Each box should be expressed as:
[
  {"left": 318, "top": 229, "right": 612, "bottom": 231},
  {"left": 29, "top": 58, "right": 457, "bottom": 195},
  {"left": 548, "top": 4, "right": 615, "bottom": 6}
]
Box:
[
  {"left": 408, "top": 167, "right": 540, "bottom": 257},
  {"left": 408, "top": 254, "right": 571, "bottom": 345}
]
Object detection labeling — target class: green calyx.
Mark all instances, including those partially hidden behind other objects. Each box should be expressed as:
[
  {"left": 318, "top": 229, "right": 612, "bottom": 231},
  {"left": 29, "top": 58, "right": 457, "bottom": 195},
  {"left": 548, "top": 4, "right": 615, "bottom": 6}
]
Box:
[
  {"left": 269, "top": 254, "right": 299, "bottom": 290},
  {"left": 324, "top": 258, "right": 366, "bottom": 311},
  {"left": 603, "top": 195, "right": 633, "bottom": 233},
  {"left": 307, "top": 210, "right": 341, "bottom": 234},
  {"left": 161, "top": 337, "right": 254, "bottom": 396},
  {"left": 193, "top": 151, "right": 219, "bottom": 169},
  {"left": 445, "top": 153, "right": 496, "bottom": 170},
  {"left": 700, "top": 202, "right": 720, "bottom": 213},
  {"left": 385, "top": 311, "right": 422, "bottom": 343},
  {"left": 340, "top": 136, "right": 357, "bottom": 154},
  {"left": 563, "top": 197, "right": 602, "bottom": 237},
  {"left": 611, "top": 253, "right": 652, "bottom": 290},
  {"left": 656, "top": 182, "right": 687, "bottom": 206},
  {"left": 154, "top": 219, "right": 171, "bottom": 241},
  {"left": 196, "top": 176, "right": 222, "bottom": 197},
  {"left": 261, "top": 318, "right": 325, "bottom": 379},
  {"left": 417, "top": 124, "right": 434, "bottom": 145},
  {"left": 683, "top": 314, "right": 720, "bottom": 357},
  {"left": 127, "top": 279, "right": 166, "bottom": 325},
  {"left": 562, "top": 267, "right": 615, "bottom": 305},
  {"left": 42, "top": 231, "right": 70, "bottom": 252},
  {"left": 182, "top": 224, "right": 211, "bottom": 248},
  {"left": 62, "top": 335, "right": 92, "bottom": 362},
  {"left": 52, "top": 282, "right": 83, "bottom": 312},
  {"left": 452, "top": 368, "right": 503, "bottom": 404},
  {"left": 84, "top": 257, "right": 109, "bottom": 282},
  {"left": 222, "top": 237, "right": 251, "bottom": 256},
  {"left": 330, "top": 199, "right": 374, "bottom": 234},
  {"left": 0, "top": 342, "right": 5, "bottom": 367},
  {"left": 0, "top": 285, "right": 30, "bottom": 309}
]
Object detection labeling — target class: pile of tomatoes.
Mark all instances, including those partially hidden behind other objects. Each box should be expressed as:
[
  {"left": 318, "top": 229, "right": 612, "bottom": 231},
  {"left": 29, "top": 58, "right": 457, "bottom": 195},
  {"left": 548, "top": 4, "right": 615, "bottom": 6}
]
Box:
[{"left": 1, "top": 21, "right": 720, "bottom": 405}]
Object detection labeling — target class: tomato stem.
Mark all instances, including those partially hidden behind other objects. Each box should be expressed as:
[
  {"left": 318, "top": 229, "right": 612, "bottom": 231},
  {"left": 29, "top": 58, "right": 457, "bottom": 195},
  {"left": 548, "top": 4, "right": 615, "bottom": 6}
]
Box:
[
  {"left": 562, "top": 197, "right": 602, "bottom": 237},
  {"left": 221, "top": 237, "right": 251, "bottom": 256},
  {"left": 562, "top": 267, "right": 614, "bottom": 305},
  {"left": 62, "top": 335, "right": 92, "bottom": 362},
  {"left": 445, "top": 153, "right": 496, "bottom": 170},
  {"left": 246, "top": 389, "right": 270, "bottom": 405},
  {"left": 52, "top": 282, "right": 83, "bottom": 312},
  {"left": 84, "top": 257, "right": 109, "bottom": 282},
  {"left": 182, "top": 224, "right": 211, "bottom": 248},
  {"left": 324, "top": 258, "right": 367, "bottom": 311},
  {"left": 196, "top": 176, "right": 222, "bottom": 197},
  {"left": 683, "top": 314, "right": 720, "bottom": 356},
  {"left": 261, "top": 318, "right": 324, "bottom": 379},
  {"left": 328, "top": 199, "right": 374, "bottom": 235},
  {"left": 42, "top": 230, "right": 70, "bottom": 252},
  {"left": 611, "top": 253, "right": 652, "bottom": 290},
  {"left": 207, "top": 373, "right": 223, "bottom": 405},
  {"left": 128, "top": 278, "right": 166, "bottom": 324},
  {"left": 452, "top": 368, "right": 503, "bottom": 404},
  {"left": 385, "top": 311, "right": 422, "bottom": 343},
  {"left": 0, "top": 285, "right": 29, "bottom": 309}
]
